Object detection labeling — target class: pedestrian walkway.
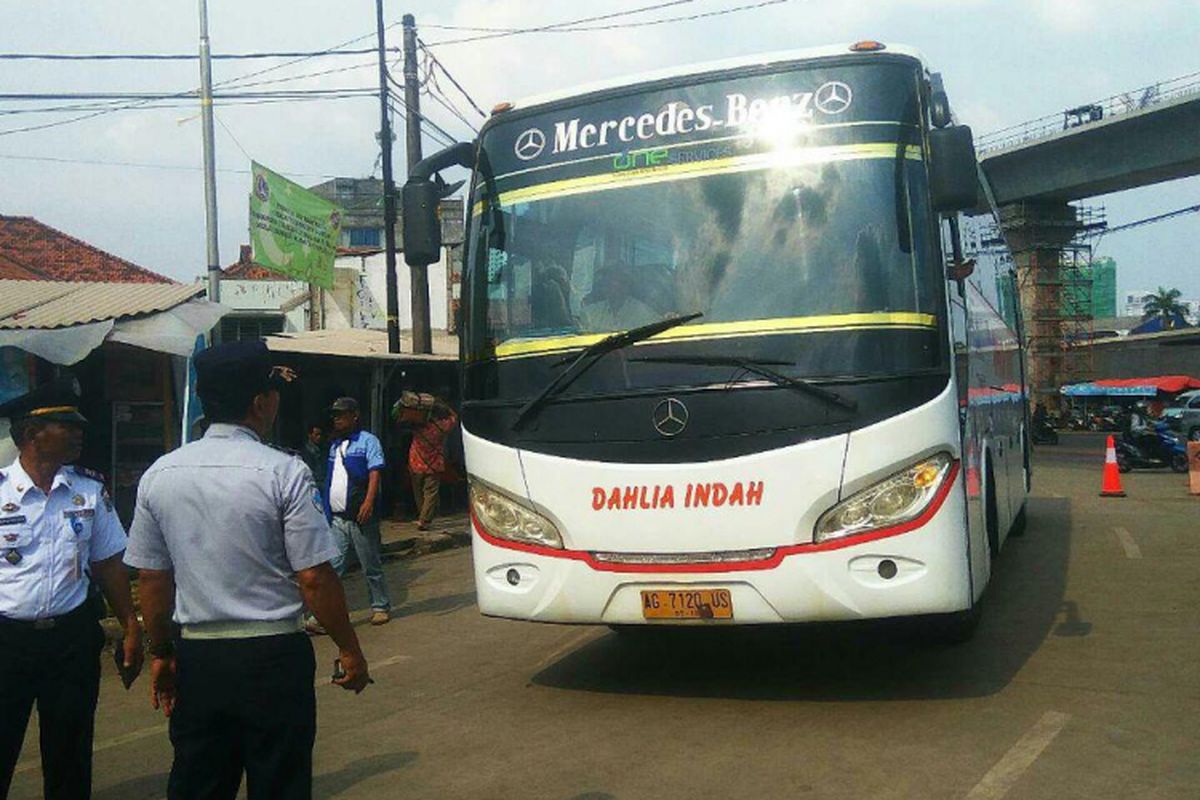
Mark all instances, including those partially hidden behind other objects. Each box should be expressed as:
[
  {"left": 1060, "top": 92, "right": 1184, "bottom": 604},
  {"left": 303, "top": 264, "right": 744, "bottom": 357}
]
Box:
[{"left": 380, "top": 511, "right": 470, "bottom": 560}]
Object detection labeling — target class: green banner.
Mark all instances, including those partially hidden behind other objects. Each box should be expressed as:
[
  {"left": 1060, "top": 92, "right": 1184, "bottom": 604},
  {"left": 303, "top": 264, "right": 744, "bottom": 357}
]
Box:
[{"left": 249, "top": 162, "right": 342, "bottom": 289}]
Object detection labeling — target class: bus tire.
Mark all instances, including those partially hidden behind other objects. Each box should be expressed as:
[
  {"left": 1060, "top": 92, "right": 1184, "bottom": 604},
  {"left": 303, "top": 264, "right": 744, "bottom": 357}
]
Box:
[{"left": 985, "top": 461, "right": 1000, "bottom": 557}]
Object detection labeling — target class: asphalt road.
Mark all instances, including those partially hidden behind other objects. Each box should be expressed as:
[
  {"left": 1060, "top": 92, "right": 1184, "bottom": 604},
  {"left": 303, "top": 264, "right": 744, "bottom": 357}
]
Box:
[{"left": 9, "top": 432, "right": 1199, "bottom": 799}]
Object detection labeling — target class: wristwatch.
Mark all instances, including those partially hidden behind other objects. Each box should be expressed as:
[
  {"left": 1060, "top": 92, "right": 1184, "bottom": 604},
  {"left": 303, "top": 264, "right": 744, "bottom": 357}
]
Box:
[{"left": 149, "top": 639, "right": 175, "bottom": 659}]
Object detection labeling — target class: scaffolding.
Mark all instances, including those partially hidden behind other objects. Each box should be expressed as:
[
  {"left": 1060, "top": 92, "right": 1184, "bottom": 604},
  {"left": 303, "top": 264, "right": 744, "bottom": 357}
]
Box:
[{"left": 963, "top": 202, "right": 1107, "bottom": 407}]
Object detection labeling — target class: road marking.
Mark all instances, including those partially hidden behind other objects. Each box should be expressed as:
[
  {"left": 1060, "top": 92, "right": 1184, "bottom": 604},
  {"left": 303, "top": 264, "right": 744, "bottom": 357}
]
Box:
[
  {"left": 14, "top": 722, "right": 169, "bottom": 776},
  {"left": 15, "top": 654, "right": 414, "bottom": 777},
  {"left": 965, "top": 711, "right": 1070, "bottom": 800},
  {"left": 1113, "top": 527, "right": 1142, "bottom": 559},
  {"left": 533, "top": 628, "right": 597, "bottom": 671}
]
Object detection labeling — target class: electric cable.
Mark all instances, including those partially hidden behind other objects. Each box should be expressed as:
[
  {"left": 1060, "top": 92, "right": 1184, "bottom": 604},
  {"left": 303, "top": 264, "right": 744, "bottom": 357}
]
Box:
[
  {"left": 0, "top": 47, "right": 398, "bottom": 61},
  {"left": 416, "top": 39, "right": 486, "bottom": 119},
  {"left": 423, "top": 0, "right": 790, "bottom": 46}
]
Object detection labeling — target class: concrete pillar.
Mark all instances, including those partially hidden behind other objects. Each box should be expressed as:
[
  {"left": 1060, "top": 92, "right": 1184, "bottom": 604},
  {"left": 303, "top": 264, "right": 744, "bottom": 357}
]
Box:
[{"left": 1000, "top": 201, "right": 1081, "bottom": 410}]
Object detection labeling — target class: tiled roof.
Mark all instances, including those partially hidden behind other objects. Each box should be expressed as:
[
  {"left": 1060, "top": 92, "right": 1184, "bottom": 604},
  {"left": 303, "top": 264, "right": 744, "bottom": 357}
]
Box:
[
  {"left": 0, "top": 251, "right": 38, "bottom": 279},
  {"left": 224, "top": 243, "right": 384, "bottom": 280},
  {"left": 0, "top": 215, "right": 173, "bottom": 283},
  {"left": 224, "top": 244, "right": 283, "bottom": 280},
  {"left": 0, "top": 280, "right": 205, "bottom": 329}
]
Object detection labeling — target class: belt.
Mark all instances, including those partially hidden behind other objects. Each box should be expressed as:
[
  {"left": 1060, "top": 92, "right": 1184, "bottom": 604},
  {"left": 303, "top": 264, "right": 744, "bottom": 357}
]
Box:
[
  {"left": 181, "top": 616, "right": 304, "bottom": 640},
  {"left": 0, "top": 601, "right": 94, "bottom": 631}
]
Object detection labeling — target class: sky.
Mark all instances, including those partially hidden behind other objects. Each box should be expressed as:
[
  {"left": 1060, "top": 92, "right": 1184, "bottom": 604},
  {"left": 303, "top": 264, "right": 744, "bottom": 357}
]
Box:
[{"left": 1, "top": 0, "right": 1197, "bottom": 302}]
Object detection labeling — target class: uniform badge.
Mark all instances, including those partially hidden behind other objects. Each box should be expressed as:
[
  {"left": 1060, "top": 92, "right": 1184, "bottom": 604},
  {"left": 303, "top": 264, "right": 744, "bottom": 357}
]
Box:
[
  {"left": 72, "top": 494, "right": 85, "bottom": 506},
  {"left": 1, "top": 502, "right": 16, "bottom": 512},
  {"left": 4, "top": 550, "right": 21, "bottom": 565},
  {"left": 3, "top": 533, "right": 17, "bottom": 542}
]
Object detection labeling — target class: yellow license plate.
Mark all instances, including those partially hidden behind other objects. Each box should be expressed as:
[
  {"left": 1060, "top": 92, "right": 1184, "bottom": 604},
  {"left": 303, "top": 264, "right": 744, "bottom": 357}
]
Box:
[{"left": 640, "top": 589, "right": 734, "bottom": 620}]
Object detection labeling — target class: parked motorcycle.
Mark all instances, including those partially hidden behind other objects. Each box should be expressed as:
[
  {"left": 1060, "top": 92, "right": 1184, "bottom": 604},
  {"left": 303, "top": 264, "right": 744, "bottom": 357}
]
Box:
[
  {"left": 1064, "top": 410, "right": 1089, "bottom": 430},
  {"left": 1116, "top": 422, "right": 1188, "bottom": 473},
  {"left": 1031, "top": 419, "right": 1059, "bottom": 445},
  {"left": 1088, "top": 408, "right": 1124, "bottom": 432}
]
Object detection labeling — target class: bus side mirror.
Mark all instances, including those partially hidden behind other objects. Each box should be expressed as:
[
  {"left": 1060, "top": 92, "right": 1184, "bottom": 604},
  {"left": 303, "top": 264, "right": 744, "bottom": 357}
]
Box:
[
  {"left": 929, "top": 125, "right": 978, "bottom": 212},
  {"left": 402, "top": 179, "right": 442, "bottom": 267}
]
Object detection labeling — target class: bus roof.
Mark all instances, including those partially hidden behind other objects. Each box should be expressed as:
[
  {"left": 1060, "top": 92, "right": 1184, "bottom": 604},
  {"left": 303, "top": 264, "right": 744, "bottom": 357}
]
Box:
[{"left": 509, "top": 43, "right": 929, "bottom": 113}]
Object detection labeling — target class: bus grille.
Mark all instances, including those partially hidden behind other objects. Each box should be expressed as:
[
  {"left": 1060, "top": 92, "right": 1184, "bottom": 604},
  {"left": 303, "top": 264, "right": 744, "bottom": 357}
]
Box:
[{"left": 590, "top": 548, "right": 776, "bottom": 565}]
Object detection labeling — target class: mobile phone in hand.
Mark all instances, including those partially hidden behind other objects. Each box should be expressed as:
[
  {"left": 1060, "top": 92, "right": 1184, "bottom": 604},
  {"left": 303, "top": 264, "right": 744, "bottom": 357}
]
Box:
[
  {"left": 112, "top": 647, "right": 134, "bottom": 689},
  {"left": 331, "top": 658, "right": 346, "bottom": 682}
]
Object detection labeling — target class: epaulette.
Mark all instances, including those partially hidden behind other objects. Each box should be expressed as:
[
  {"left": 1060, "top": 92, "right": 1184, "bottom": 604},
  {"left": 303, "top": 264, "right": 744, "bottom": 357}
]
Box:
[{"left": 70, "top": 465, "right": 108, "bottom": 484}]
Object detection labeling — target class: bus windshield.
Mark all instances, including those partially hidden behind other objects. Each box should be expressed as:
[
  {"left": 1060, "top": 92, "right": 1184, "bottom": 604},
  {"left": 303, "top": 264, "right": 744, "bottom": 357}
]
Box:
[{"left": 464, "top": 58, "right": 945, "bottom": 400}]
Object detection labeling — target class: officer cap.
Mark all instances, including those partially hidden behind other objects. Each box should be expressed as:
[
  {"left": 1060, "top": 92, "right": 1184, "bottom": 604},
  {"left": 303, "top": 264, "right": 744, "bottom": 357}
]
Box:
[
  {"left": 329, "top": 396, "right": 359, "bottom": 414},
  {"left": 0, "top": 376, "right": 87, "bottom": 424},
  {"left": 195, "top": 340, "right": 287, "bottom": 415}
]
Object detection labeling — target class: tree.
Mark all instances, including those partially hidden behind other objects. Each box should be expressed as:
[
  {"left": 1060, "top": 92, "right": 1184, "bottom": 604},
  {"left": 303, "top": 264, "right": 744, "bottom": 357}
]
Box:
[{"left": 1141, "top": 286, "right": 1191, "bottom": 328}]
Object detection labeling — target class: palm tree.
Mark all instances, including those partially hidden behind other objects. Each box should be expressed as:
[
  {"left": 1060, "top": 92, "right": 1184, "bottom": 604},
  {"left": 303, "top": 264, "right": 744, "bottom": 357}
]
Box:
[{"left": 1142, "top": 286, "right": 1191, "bottom": 329}]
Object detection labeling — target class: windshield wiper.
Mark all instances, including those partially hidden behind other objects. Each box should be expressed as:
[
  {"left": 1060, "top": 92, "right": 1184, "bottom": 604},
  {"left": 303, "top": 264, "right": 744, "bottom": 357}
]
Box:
[
  {"left": 511, "top": 312, "right": 703, "bottom": 431},
  {"left": 631, "top": 355, "right": 857, "bottom": 412}
]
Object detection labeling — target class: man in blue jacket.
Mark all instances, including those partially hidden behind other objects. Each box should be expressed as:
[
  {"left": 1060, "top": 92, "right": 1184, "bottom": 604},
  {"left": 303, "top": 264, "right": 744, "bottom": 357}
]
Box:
[{"left": 323, "top": 397, "right": 391, "bottom": 626}]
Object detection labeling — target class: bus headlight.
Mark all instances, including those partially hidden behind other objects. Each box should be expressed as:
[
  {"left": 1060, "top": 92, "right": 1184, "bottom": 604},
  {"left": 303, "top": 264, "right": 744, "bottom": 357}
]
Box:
[
  {"left": 469, "top": 480, "right": 563, "bottom": 549},
  {"left": 814, "top": 452, "right": 956, "bottom": 543}
]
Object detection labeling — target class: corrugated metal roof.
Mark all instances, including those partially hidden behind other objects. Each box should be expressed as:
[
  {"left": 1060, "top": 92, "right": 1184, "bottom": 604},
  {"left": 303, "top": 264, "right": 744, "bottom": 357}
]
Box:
[{"left": 0, "top": 280, "right": 205, "bottom": 329}]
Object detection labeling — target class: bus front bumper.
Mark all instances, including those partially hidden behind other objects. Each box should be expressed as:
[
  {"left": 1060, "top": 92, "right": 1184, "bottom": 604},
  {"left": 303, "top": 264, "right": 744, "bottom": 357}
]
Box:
[{"left": 471, "top": 487, "right": 971, "bottom": 625}]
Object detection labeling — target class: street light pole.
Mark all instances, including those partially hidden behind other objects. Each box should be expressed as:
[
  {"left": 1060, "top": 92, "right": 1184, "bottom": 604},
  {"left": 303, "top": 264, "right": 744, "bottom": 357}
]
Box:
[
  {"left": 375, "top": 0, "right": 401, "bottom": 353},
  {"left": 198, "top": 0, "right": 221, "bottom": 315}
]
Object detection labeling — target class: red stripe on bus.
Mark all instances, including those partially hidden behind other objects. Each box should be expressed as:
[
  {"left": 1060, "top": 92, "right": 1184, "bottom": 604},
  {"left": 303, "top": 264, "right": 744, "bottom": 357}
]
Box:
[{"left": 472, "top": 461, "right": 960, "bottom": 573}]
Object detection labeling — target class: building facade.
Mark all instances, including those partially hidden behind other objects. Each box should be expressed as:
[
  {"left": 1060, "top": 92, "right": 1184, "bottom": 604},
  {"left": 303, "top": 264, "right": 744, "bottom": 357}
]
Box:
[{"left": 218, "top": 177, "right": 465, "bottom": 341}]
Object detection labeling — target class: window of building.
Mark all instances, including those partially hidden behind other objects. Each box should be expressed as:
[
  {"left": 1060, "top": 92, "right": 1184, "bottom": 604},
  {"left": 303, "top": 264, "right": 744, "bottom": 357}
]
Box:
[
  {"left": 220, "top": 315, "right": 285, "bottom": 342},
  {"left": 346, "top": 227, "right": 381, "bottom": 248}
]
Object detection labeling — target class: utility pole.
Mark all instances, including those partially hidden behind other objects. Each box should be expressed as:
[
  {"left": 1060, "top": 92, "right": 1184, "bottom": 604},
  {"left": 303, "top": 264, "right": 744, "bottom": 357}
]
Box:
[
  {"left": 198, "top": 0, "right": 221, "bottom": 319},
  {"left": 376, "top": 0, "right": 401, "bottom": 353},
  {"left": 402, "top": 13, "right": 432, "bottom": 355}
]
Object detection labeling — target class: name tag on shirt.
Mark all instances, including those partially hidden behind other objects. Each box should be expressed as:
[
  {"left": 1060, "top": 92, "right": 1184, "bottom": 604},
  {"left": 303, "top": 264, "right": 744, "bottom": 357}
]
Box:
[
  {"left": 63, "top": 508, "right": 95, "bottom": 520},
  {"left": 0, "top": 515, "right": 27, "bottom": 526}
]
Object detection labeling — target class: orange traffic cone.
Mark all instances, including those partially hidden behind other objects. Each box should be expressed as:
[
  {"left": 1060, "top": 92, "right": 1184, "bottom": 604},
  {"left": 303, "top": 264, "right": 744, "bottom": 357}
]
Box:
[{"left": 1099, "top": 435, "right": 1126, "bottom": 497}]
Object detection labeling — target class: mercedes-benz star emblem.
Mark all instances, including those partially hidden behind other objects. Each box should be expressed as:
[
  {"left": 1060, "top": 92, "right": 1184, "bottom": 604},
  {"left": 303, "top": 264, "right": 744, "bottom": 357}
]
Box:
[
  {"left": 652, "top": 398, "right": 689, "bottom": 438},
  {"left": 514, "top": 128, "right": 546, "bottom": 160},
  {"left": 813, "top": 81, "right": 853, "bottom": 115}
]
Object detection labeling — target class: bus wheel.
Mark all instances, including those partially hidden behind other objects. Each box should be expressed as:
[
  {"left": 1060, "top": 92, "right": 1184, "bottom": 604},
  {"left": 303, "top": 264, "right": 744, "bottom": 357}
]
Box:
[{"left": 986, "top": 465, "right": 1000, "bottom": 557}]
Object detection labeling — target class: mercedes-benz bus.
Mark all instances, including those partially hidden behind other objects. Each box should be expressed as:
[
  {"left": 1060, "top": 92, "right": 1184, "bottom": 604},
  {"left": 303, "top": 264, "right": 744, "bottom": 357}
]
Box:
[{"left": 403, "top": 42, "right": 1028, "bottom": 640}]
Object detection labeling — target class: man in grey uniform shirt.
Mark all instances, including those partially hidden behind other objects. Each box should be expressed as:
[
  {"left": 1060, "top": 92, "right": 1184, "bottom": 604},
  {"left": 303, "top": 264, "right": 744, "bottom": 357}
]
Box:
[{"left": 125, "top": 341, "right": 371, "bottom": 800}]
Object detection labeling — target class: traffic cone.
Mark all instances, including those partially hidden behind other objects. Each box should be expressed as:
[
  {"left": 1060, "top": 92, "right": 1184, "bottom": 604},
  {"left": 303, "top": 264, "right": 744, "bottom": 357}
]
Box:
[{"left": 1099, "top": 435, "right": 1126, "bottom": 497}]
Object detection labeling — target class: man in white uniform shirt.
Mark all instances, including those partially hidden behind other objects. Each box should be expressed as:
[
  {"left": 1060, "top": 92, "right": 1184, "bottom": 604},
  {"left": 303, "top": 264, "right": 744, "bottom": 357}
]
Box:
[{"left": 0, "top": 378, "right": 143, "bottom": 800}]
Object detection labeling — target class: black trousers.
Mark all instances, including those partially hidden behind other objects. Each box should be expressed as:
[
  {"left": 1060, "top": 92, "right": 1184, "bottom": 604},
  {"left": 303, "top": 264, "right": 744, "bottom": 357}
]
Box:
[
  {"left": 168, "top": 633, "right": 316, "bottom": 800},
  {"left": 0, "top": 605, "right": 104, "bottom": 800}
]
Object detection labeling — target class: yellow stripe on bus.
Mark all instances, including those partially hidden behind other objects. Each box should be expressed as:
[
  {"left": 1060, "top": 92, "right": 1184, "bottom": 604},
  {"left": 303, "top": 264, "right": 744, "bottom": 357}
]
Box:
[
  {"left": 473, "top": 143, "right": 922, "bottom": 217},
  {"left": 489, "top": 312, "right": 937, "bottom": 360}
]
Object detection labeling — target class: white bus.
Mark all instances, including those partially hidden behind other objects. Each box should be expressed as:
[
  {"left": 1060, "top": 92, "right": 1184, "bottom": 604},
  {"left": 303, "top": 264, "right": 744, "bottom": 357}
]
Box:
[{"left": 403, "top": 42, "right": 1028, "bottom": 640}]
